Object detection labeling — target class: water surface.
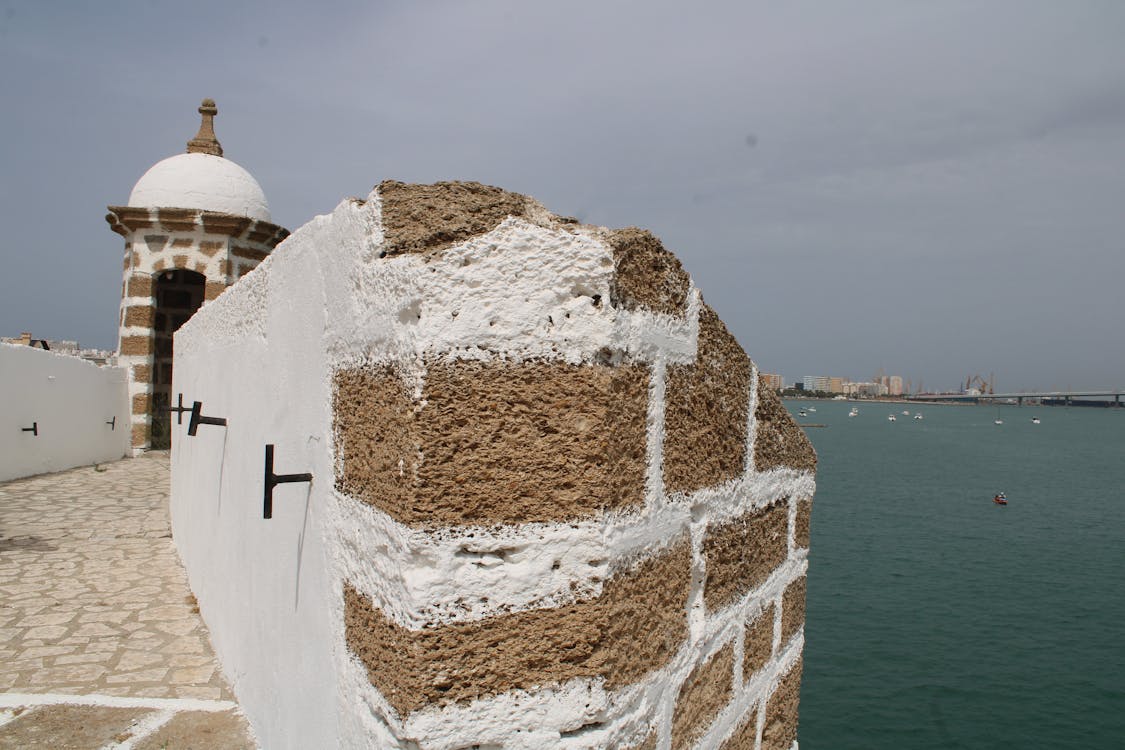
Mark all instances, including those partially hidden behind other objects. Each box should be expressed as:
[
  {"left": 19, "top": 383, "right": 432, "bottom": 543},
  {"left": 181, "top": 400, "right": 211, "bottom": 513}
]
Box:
[{"left": 794, "top": 401, "right": 1125, "bottom": 749}]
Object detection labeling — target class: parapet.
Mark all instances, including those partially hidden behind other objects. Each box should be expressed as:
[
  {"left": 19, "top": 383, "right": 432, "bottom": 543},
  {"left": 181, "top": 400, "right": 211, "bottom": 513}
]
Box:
[{"left": 170, "top": 180, "right": 816, "bottom": 749}]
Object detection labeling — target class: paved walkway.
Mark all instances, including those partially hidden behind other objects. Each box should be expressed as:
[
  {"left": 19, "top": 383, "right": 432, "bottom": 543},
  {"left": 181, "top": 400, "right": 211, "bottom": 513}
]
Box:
[{"left": 0, "top": 453, "right": 255, "bottom": 748}]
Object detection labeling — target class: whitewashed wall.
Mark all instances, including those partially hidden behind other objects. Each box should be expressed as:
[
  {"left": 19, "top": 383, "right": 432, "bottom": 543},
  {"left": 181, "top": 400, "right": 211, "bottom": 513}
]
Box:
[
  {"left": 171, "top": 188, "right": 811, "bottom": 750},
  {"left": 0, "top": 343, "right": 130, "bottom": 482},
  {"left": 170, "top": 207, "right": 347, "bottom": 750}
]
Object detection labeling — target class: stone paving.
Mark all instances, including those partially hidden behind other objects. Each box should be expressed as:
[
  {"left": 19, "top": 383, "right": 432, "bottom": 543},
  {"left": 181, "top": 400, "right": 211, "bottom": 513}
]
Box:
[{"left": 0, "top": 453, "right": 255, "bottom": 748}]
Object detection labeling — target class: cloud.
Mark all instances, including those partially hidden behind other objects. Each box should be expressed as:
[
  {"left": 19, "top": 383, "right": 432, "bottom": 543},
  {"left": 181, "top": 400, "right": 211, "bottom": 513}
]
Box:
[{"left": 1, "top": 1, "right": 1123, "bottom": 388}]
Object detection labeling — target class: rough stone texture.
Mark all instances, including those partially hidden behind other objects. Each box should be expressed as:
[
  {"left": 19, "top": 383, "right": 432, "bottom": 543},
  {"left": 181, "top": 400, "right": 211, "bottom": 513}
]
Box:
[
  {"left": 120, "top": 335, "right": 154, "bottom": 356},
  {"left": 106, "top": 207, "right": 156, "bottom": 235},
  {"left": 607, "top": 228, "right": 690, "bottom": 316},
  {"left": 753, "top": 376, "right": 816, "bottom": 473},
  {"left": 631, "top": 730, "right": 658, "bottom": 750},
  {"left": 663, "top": 305, "right": 752, "bottom": 495},
  {"left": 123, "top": 305, "right": 155, "bottom": 329},
  {"left": 761, "top": 659, "right": 802, "bottom": 750},
  {"left": 132, "top": 708, "right": 254, "bottom": 749},
  {"left": 703, "top": 500, "right": 789, "bottom": 611},
  {"left": 344, "top": 538, "right": 691, "bottom": 716},
  {"left": 132, "top": 364, "right": 152, "bottom": 383},
  {"left": 204, "top": 281, "right": 226, "bottom": 301},
  {"left": 186, "top": 99, "right": 223, "bottom": 157},
  {"left": 131, "top": 393, "right": 151, "bottom": 416},
  {"left": 378, "top": 179, "right": 533, "bottom": 256},
  {"left": 794, "top": 497, "right": 812, "bottom": 549},
  {"left": 781, "top": 576, "right": 807, "bottom": 645},
  {"left": 334, "top": 360, "right": 649, "bottom": 527},
  {"left": 719, "top": 709, "right": 758, "bottom": 750},
  {"left": 0, "top": 705, "right": 153, "bottom": 748},
  {"left": 130, "top": 422, "right": 149, "bottom": 446},
  {"left": 744, "top": 604, "right": 775, "bottom": 681},
  {"left": 231, "top": 245, "right": 268, "bottom": 261},
  {"left": 199, "top": 240, "right": 225, "bottom": 256},
  {"left": 126, "top": 274, "right": 154, "bottom": 298},
  {"left": 670, "top": 642, "right": 735, "bottom": 750},
  {"left": 200, "top": 214, "right": 252, "bottom": 237},
  {"left": 157, "top": 208, "right": 199, "bottom": 233}
]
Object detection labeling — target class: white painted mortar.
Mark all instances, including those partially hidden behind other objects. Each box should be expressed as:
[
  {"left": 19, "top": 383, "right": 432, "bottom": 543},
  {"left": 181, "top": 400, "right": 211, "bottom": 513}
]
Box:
[{"left": 172, "top": 188, "right": 812, "bottom": 749}]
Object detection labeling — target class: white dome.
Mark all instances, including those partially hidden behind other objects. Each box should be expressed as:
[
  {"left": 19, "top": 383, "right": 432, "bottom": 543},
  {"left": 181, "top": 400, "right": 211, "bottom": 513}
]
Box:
[{"left": 128, "top": 152, "right": 271, "bottom": 222}]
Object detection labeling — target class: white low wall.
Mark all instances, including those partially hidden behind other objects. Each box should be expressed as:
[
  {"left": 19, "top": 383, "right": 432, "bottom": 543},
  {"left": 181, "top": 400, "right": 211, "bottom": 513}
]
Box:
[
  {"left": 170, "top": 208, "right": 342, "bottom": 749},
  {"left": 171, "top": 187, "right": 814, "bottom": 750},
  {"left": 0, "top": 343, "right": 131, "bottom": 482}
]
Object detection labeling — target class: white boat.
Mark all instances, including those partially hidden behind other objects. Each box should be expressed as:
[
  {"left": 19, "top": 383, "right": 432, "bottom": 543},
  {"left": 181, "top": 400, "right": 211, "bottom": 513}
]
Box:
[
  {"left": 808, "top": 407, "right": 816, "bottom": 413},
  {"left": 798, "top": 410, "right": 808, "bottom": 417},
  {"left": 1031, "top": 417, "right": 1041, "bottom": 424},
  {"left": 902, "top": 410, "right": 910, "bottom": 415},
  {"left": 913, "top": 414, "right": 923, "bottom": 420},
  {"left": 848, "top": 408, "right": 859, "bottom": 418},
  {"left": 994, "top": 418, "right": 1003, "bottom": 425},
  {"left": 888, "top": 414, "right": 897, "bottom": 422}
]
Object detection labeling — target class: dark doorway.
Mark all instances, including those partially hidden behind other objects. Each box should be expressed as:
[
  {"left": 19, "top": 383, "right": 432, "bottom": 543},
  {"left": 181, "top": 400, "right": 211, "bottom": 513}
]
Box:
[{"left": 151, "top": 269, "right": 205, "bottom": 448}]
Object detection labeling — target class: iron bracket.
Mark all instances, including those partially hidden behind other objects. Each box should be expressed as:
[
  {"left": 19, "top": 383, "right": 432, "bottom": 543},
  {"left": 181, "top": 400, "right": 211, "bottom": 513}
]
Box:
[
  {"left": 169, "top": 393, "right": 190, "bottom": 425},
  {"left": 263, "top": 444, "right": 313, "bottom": 519},
  {"left": 187, "top": 401, "right": 227, "bottom": 436}
]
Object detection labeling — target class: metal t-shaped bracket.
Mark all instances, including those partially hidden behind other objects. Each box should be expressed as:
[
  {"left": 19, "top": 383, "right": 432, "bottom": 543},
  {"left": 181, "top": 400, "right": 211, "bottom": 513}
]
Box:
[
  {"left": 263, "top": 444, "right": 313, "bottom": 519},
  {"left": 187, "top": 401, "right": 227, "bottom": 436},
  {"left": 21, "top": 422, "right": 38, "bottom": 436},
  {"left": 169, "top": 393, "right": 190, "bottom": 425}
]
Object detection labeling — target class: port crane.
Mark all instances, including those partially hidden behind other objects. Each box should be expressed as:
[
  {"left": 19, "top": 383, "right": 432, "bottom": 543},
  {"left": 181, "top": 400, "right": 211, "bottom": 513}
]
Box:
[{"left": 964, "top": 373, "right": 995, "bottom": 395}]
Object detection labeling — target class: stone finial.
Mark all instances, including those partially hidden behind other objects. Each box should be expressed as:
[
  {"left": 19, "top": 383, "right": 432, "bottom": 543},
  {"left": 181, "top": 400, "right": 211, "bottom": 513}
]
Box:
[{"left": 186, "top": 98, "right": 224, "bottom": 157}]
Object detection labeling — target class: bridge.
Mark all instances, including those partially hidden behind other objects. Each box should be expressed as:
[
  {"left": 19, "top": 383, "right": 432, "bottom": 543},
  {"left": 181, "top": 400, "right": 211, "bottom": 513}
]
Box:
[{"left": 907, "top": 390, "right": 1125, "bottom": 406}]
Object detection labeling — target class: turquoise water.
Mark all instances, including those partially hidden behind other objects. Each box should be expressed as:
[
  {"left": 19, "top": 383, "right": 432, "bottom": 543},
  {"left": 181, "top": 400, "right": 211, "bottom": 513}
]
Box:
[{"left": 793, "top": 400, "right": 1125, "bottom": 749}]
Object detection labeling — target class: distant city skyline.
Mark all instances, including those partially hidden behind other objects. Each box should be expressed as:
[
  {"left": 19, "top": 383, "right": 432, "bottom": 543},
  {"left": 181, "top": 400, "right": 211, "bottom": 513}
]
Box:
[{"left": 2, "top": 2, "right": 1123, "bottom": 391}]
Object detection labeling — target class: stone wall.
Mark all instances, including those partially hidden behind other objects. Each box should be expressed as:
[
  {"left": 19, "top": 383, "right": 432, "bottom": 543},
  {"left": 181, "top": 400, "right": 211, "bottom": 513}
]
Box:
[{"left": 170, "top": 181, "right": 815, "bottom": 749}]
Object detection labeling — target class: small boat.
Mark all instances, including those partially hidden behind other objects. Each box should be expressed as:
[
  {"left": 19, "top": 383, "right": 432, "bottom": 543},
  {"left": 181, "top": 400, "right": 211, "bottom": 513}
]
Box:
[
  {"left": 848, "top": 408, "right": 859, "bottom": 418},
  {"left": 994, "top": 418, "right": 1003, "bottom": 425},
  {"left": 993, "top": 492, "right": 1007, "bottom": 506},
  {"left": 913, "top": 414, "right": 923, "bottom": 420},
  {"left": 902, "top": 410, "right": 910, "bottom": 415},
  {"left": 888, "top": 414, "right": 896, "bottom": 422},
  {"left": 1031, "top": 417, "right": 1041, "bottom": 424},
  {"left": 798, "top": 409, "right": 808, "bottom": 417},
  {"left": 808, "top": 407, "right": 817, "bottom": 413}
]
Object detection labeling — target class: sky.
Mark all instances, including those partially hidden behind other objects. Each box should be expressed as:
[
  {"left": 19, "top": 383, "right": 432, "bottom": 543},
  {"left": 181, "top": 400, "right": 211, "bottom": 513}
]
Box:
[{"left": 2, "top": 0, "right": 1123, "bottom": 392}]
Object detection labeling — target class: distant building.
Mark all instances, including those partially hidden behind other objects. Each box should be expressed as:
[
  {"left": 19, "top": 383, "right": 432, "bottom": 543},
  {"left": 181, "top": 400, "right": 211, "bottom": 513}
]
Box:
[
  {"left": 2, "top": 332, "right": 51, "bottom": 349},
  {"left": 2, "top": 332, "right": 113, "bottom": 365},
  {"left": 802, "top": 375, "right": 830, "bottom": 393},
  {"left": 828, "top": 376, "right": 845, "bottom": 394},
  {"left": 889, "top": 375, "right": 903, "bottom": 396},
  {"left": 843, "top": 381, "right": 888, "bottom": 397},
  {"left": 761, "top": 372, "right": 784, "bottom": 391}
]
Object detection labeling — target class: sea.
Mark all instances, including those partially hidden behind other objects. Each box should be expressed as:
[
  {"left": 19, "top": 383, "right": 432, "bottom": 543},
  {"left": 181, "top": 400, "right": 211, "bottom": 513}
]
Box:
[{"left": 791, "top": 400, "right": 1125, "bottom": 749}]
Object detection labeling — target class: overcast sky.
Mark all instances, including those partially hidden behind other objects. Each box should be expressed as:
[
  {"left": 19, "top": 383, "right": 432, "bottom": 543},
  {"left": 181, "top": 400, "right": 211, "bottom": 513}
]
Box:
[{"left": 2, "top": 1, "right": 1123, "bottom": 391}]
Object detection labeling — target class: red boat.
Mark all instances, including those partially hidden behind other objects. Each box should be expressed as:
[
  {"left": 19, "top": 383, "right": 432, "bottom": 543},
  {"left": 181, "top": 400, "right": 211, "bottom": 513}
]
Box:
[{"left": 993, "top": 493, "right": 1007, "bottom": 505}]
